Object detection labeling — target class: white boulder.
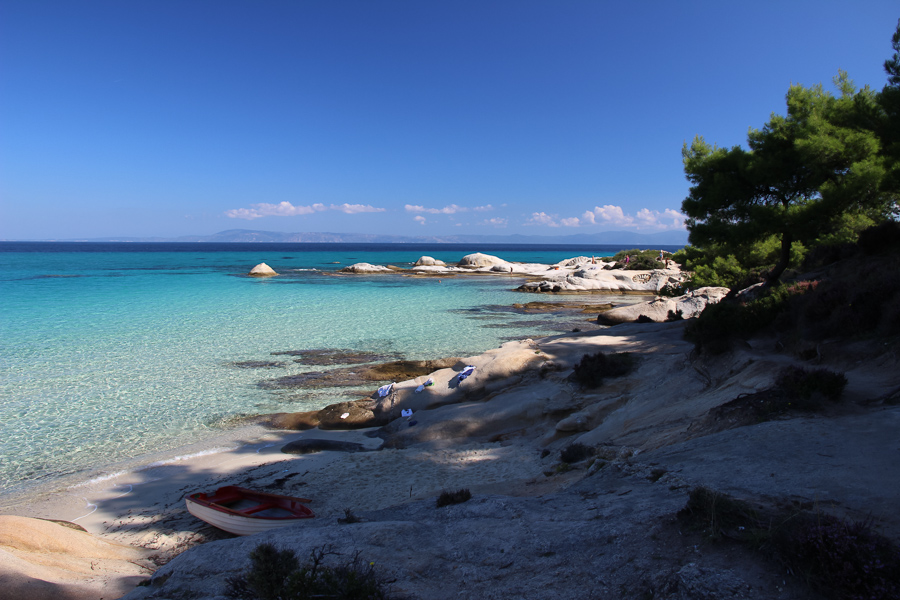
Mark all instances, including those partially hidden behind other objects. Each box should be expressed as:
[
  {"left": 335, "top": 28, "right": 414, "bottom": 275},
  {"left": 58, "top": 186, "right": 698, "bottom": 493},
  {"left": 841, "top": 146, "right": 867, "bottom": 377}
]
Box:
[
  {"left": 414, "top": 256, "right": 446, "bottom": 267},
  {"left": 248, "top": 263, "right": 277, "bottom": 277},
  {"left": 597, "top": 287, "right": 730, "bottom": 324},
  {"left": 340, "top": 263, "right": 394, "bottom": 274},
  {"left": 457, "top": 253, "right": 510, "bottom": 269}
]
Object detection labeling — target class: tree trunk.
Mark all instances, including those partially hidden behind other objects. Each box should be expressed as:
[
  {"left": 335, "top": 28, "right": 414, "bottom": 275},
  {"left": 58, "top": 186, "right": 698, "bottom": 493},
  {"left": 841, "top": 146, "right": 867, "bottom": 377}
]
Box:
[{"left": 767, "top": 230, "right": 792, "bottom": 284}]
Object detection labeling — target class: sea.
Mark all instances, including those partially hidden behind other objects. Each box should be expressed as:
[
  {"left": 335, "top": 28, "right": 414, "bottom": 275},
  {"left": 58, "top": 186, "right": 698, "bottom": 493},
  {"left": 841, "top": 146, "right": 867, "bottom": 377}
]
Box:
[{"left": 0, "top": 242, "right": 681, "bottom": 499}]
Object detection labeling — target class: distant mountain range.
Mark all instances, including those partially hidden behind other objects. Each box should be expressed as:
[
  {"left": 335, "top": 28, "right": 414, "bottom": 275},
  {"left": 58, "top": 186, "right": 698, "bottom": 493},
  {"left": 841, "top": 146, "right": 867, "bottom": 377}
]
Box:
[{"left": 81, "top": 228, "right": 689, "bottom": 246}]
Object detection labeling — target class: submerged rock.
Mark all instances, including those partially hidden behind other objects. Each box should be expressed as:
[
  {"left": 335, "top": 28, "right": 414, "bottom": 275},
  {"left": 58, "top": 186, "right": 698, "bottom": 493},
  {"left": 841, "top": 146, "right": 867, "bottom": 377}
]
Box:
[
  {"left": 248, "top": 263, "right": 277, "bottom": 277},
  {"left": 258, "top": 358, "right": 460, "bottom": 390},
  {"left": 269, "top": 400, "right": 384, "bottom": 430},
  {"left": 270, "top": 348, "right": 402, "bottom": 366},
  {"left": 231, "top": 360, "right": 286, "bottom": 369}
]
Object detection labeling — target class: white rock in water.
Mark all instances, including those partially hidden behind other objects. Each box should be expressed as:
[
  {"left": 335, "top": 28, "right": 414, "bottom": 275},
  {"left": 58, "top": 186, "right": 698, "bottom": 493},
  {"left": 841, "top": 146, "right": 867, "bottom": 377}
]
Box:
[
  {"left": 340, "top": 263, "right": 394, "bottom": 273},
  {"left": 414, "top": 256, "right": 446, "bottom": 267},
  {"left": 457, "top": 253, "right": 509, "bottom": 268},
  {"left": 248, "top": 263, "right": 277, "bottom": 277}
]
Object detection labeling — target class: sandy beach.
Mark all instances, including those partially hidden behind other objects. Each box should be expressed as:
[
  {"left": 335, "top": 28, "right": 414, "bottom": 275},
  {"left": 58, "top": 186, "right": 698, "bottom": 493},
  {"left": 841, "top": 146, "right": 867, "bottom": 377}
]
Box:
[{"left": 3, "top": 262, "right": 899, "bottom": 599}]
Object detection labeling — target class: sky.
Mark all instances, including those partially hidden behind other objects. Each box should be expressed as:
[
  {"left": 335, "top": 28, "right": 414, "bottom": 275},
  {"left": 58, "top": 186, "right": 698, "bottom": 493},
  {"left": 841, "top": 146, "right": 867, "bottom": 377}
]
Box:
[{"left": 1, "top": 1, "right": 898, "bottom": 240}]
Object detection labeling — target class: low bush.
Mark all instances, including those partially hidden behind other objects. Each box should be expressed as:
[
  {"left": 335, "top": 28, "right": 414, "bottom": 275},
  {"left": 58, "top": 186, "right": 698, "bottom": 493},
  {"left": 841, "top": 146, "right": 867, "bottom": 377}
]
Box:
[
  {"left": 226, "top": 543, "right": 394, "bottom": 600},
  {"left": 571, "top": 351, "right": 636, "bottom": 388},
  {"left": 772, "top": 513, "right": 900, "bottom": 600},
  {"left": 436, "top": 488, "right": 472, "bottom": 507},
  {"left": 774, "top": 366, "right": 847, "bottom": 406},
  {"left": 679, "top": 488, "right": 900, "bottom": 600},
  {"left": 684, "top": 284, "right": 809, "bottom": 354},
  {"left": 678, "top": 487, "right": 762, "bottom": 542},
  {"left": 338, "top": 508, "right": 362, "bottom": 524},
  {"left": 608, "top": 248, "right": 667, "bottom": 270},
  {"left": 559, "top": 443, "right": 594, "bottom": 464},
  {"left": 858, "top": 220, "right": 900, "bottom": 255}
]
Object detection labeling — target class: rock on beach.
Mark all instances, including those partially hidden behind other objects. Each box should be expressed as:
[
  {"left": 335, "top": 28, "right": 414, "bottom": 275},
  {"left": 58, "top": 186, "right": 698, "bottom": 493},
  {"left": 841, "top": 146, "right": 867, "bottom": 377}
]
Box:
[{"left": 0, "top": 515, "right": 151, "bottom": 600}]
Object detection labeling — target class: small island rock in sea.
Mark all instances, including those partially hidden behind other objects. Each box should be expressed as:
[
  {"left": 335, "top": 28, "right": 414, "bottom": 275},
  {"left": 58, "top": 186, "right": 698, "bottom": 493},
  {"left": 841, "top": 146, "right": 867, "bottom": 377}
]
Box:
[{"left": 248, "top": 263, "right": 278, "bottom": 277}]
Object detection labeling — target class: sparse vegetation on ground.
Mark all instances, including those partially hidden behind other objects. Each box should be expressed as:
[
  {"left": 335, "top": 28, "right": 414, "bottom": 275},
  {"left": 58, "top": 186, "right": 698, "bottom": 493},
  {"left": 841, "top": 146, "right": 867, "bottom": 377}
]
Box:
[
  {"left": 605, "top": 249, "right": 669, "bottom": 271},
  {"left": 684, "top": 225, "right": 900, "bottom": 355},
  {"left": 571, "top": 351, "right": 636, "bottom": 388},
  {"left": 559, "top": 442, "right": 594, "bottom": 464},
  {"left": 679, "top": 487, "right": 900, "bottom": 600},
  {"left": 435, "top": 488, "right": 472, "bottom": 507},
  {"left": 226, "top": 543, "right": 394, "bottom": 600}
]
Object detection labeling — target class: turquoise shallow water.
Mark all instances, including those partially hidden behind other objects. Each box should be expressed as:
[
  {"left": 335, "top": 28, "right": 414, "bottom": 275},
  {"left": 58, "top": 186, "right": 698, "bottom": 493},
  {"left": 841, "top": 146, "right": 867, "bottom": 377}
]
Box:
[{"left": 0, "top": 242, "right": 678, "bottom": 495}]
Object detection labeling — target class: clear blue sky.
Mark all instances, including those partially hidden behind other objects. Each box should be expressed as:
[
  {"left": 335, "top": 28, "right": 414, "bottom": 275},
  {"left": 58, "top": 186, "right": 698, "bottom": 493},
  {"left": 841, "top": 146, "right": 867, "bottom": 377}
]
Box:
[{"left": 1, "top": 1, "right": 897, "bottom": 240}]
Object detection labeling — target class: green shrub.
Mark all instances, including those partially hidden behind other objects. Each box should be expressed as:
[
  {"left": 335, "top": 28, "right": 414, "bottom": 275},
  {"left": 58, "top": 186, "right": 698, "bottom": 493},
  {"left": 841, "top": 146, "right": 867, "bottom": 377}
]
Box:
[
  {"left": 436, "top": 488, "right": 472, "bottom": 507},
  {"left": 571, "top": 352, "right": 636, "bottom": 388},
  {"left": 772, "top": 513, "right": 900, "bottom": 600},
  {"left": 226, "top": 543, "right": 393, "bottom": 600},
  {"left": 609, "top": 248, "right": 667, "bottom": 270},
  {"left": 678, "top": 488, "right": 900, "bottom": 600},
  {"left": 678, "top": 487, "right": 761, "bottom": 542},
  {"left": 559, "top": 443, "right": 594, "bottom": 463},
  {"left": 774, "top": 366, "right": 847, "bottom": 406},
  {"left": 684, "top": 284, "right": 804, "bottom": 354},
  {"left": 858, "top": 220, "right": 900, "bottom": 255}
]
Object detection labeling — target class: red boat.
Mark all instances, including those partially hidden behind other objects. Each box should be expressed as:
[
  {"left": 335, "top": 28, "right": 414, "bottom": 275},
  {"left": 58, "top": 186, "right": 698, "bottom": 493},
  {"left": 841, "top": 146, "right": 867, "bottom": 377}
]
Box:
[{"left": 185, "top": 485, "right": 314, "bottom": 536}]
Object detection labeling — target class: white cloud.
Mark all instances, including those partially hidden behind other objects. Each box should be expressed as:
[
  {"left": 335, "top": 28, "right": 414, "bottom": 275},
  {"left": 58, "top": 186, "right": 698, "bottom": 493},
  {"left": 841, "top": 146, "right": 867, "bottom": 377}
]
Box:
[
  {"left": 225, "top": 202, "right": 327, "bottom": 220},
  {"left": 474, "top": 204, "right": 494, "bottom": 212},
  {"left": 414, "top": 215, "right": 427, "bottom": 225},
  {"left": 583, "top": 205, "right": 634, "bottom": 227},
  {"left": 528, "top": 212, "right": 559, "bottom": 227},
  {"left": 404, "top": 203, "right": 469, "bottom": 214},
  {"left": 559, "top": 217, "right": 580, "bottom": 227},
  {"left": 226, "top": 201, "right": 383, "bottom": 220},
  {"left": 483, "top": 217, "right": 508, "bottom": 227},
  {"left": 581, "top": 205, "right": 686, "bottom": 230},
  {"left": 331, "top": 203, "right": 385, "bottom": 214}
]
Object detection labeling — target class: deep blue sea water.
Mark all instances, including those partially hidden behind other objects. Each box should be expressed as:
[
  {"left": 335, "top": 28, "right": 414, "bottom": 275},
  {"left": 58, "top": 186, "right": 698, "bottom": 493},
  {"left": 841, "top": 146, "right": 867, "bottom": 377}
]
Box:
[{"left": 0, "top": 242, "right": 680, "bottom": 496}]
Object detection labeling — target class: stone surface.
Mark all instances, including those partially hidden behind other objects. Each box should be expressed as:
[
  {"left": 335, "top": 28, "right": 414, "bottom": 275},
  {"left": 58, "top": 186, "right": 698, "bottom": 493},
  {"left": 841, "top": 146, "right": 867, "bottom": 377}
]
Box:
[
  {"left": 414, "top": 256, "right": 446, "bottom": 266},
  {"left": 0, "top": 516, "right": 151, "bottom": 600},
  {"left": 596, "top": 286, "right": 730, "bottom": 324},
  {"left": 247, "top": 262, "right": 277, "bottom": 276},
  {"left": 457, "top": 252, "right": 510, "bottom": 269},
  {"left": 281, "top": 439, "right": 372, "bottom": 454},
  {"left": 339, "top": 263, "right": 395, "bottom": 273},
  {"left": 517, "top": 267, "right": 685, "bottom": 293}
]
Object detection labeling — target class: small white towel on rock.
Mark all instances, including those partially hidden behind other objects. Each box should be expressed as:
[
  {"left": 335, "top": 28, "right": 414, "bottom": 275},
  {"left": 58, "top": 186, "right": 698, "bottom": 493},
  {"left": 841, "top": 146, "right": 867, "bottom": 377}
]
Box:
[
  {"left": 377, "top": 383, "right": 394, "bottom": 397},
  {"left": 457, "top": 366, "right": 476, "bottom": 381}
]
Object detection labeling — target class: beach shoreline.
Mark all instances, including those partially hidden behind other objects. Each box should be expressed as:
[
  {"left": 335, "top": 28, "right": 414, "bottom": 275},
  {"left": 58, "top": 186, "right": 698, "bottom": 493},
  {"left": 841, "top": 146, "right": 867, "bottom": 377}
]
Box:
[{"left": 3, "top": 311, "right": 900, "bottom": 599}]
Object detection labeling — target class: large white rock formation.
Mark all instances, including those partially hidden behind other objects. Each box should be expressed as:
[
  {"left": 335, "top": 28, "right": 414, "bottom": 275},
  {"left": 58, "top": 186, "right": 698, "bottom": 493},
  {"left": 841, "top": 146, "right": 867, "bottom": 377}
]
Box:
[{"left": 248, "top": 263, "right": 278, "bottom": 277}]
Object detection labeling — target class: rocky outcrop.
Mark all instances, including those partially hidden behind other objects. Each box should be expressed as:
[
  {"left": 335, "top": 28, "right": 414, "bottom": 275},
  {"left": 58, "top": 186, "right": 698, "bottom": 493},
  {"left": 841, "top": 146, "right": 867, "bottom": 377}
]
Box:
[
  {"left": 596, "top": 287, "right": 730, "bottom": 325},
  {"left": 414, "top": 256, "right": 446, "bottom": 267},
  {"left": 457, "top": 253, "right": 510, "bottom": 269},
  {"left": 517, "top": 267, "right": 684, "bottom": 293},
  {"left": 339, "top": 263, "right": 395, "bottom": 273},
  {"left": 0, "top": 516, "right": 151, "bottom": 600},
  {"left": 110, "top": 315, "right": 900, "bottom": 600},
  {"left": 248, "top": 262, "right": 277, "bottom": 276}
]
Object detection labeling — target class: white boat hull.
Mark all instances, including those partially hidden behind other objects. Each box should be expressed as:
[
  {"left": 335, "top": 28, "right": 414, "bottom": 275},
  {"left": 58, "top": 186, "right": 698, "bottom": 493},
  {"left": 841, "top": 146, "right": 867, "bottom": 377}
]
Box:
[{"left": 186, "top": 498, "right": 304, "bottom": 536}]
